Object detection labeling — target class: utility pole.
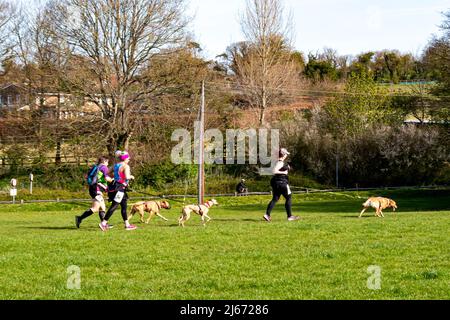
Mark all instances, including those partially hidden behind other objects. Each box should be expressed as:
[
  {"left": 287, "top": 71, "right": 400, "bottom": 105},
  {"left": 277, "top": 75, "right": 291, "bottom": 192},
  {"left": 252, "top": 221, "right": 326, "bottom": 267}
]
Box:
[
  {"left": 198, "top": 81, "right": 205, "bottom": 205},
  {"left": 336, "top": 144, "right": 339, "bottom": 189}
]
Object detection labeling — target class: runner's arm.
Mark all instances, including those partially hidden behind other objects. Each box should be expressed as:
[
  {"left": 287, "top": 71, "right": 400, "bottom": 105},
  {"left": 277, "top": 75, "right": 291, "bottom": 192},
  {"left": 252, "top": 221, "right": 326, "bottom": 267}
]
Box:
[
  {"left": 124, "top": 164, "right": 134, "bottom": 180},
  {"left": 272, "top": 161, "right": 288, "bottom": 174}
]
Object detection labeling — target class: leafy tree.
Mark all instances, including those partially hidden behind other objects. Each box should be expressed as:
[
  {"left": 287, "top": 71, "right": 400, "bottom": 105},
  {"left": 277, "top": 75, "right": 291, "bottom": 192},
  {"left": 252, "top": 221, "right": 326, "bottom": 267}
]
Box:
[
  {"left": 304, "top": 53, "right": 338, "bottom": 82},
  {"left": 320, "top": 72, "right": 400, "bottom": 138},
  {"left": 349, "top": 51, "right": 375, "bottom": 76},
  {"left": 423, "top": 10, "right": 450, "bottom": 95},
  {"left": 421, "top": 10, "right": 450, "bottom": 124}
]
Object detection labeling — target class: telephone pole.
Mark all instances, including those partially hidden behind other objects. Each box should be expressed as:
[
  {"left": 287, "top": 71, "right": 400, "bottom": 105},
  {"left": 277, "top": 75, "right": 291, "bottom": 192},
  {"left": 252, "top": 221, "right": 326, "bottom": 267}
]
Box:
[{"left": 198, "top": 81, "right": 205, "bottom": 205}]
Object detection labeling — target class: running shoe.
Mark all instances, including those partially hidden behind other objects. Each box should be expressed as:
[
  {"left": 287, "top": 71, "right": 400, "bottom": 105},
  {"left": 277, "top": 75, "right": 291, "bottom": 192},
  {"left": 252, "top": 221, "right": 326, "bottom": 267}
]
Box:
[
  {"left": 99, "top": 222, "right": 108, "bottom": 231},
  {"left": 75, "top": 216, "right": 81, "bottom": 228}
]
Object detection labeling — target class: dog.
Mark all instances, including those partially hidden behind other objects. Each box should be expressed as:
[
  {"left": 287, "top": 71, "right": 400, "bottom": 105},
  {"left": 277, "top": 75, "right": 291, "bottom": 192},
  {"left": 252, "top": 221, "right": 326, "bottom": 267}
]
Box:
[
  {"left": 128, "top": 200, "right": 170, "bottom": 224},
  {"left": 178, "top": 199, "right": 218, "bottom": 227},
  {"left": 359, "top": 197, "right": 397, "bottom": 218}
]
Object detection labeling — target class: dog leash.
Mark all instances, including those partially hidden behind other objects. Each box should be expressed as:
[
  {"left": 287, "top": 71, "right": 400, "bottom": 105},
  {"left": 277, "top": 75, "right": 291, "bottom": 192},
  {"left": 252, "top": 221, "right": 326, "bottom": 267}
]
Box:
[{"left": 127, "top": 187, "right": 187, "bottom": 204}]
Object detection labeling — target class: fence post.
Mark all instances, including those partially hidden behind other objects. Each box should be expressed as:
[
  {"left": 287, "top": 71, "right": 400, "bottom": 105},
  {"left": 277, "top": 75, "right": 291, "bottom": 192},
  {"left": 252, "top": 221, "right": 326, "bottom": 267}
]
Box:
[
  {"left": 10, "top": 178, "right": 17, "bottom": 204},
  {"left": 29, "top": 173, "right": 34, "bottom": 194}
]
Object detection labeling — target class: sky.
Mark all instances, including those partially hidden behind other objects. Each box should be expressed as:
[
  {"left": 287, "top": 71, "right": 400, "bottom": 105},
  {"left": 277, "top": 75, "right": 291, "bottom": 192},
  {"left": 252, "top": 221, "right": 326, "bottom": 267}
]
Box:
[{"left": 187, "top": 0, "right": 450, "bottom": 59}]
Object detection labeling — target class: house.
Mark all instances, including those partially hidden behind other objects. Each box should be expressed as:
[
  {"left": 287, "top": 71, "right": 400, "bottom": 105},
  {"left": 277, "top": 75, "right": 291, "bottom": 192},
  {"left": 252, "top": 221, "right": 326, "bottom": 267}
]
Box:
[
  {"left": 0, "top": 83, "right": 30, "bottom": 110},
  {"left": 0, "top": 83, "right": 101, "bottom": 118}
]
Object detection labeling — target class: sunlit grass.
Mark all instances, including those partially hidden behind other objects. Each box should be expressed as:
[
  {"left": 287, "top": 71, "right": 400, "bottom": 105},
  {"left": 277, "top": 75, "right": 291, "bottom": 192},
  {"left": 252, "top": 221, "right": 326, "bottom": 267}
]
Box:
[{"left": 0, "top": 189, "right": 448, "bottom": 299}]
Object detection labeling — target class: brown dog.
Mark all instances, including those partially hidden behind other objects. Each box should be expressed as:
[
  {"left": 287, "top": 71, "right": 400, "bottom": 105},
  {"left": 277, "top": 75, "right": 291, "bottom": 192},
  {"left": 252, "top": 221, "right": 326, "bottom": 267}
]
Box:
[
  {"left": 128, "top": 200, "right": 170, "bottom": 224},
  {"left": 359, "top": 197, "right": 397, "bottom": 218},
  {"left": 178, "top": 199, "right": 218, "bottom": 227}
]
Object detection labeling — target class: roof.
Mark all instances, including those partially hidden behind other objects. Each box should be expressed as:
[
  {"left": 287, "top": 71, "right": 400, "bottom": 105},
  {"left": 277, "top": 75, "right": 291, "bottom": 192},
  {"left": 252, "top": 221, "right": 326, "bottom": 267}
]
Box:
[{"left": 0, "top": 83, "right": 27, "bottom": 92}]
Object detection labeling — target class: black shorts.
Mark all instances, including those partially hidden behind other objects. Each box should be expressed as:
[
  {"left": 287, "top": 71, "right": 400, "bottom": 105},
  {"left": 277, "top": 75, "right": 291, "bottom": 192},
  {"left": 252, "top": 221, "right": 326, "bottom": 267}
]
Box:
[
  {"left": 89, "top": 183, "right": 107, "bottom": 198},
  {"left": 107, "top": 183, "right": 128, "bottom": 202},
  {"left": 88, "top": 185, "right": 99, "bottom": 199},
  {"left": 270, "top": 176, "right": 291, "bottom": 197}
]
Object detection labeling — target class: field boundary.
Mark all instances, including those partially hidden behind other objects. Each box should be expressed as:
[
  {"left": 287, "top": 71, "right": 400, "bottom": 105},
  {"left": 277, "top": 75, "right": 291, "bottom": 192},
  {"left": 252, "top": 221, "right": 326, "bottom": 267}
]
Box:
[{"left": 0, "top": 185, "right": 448, "bottom": 205}]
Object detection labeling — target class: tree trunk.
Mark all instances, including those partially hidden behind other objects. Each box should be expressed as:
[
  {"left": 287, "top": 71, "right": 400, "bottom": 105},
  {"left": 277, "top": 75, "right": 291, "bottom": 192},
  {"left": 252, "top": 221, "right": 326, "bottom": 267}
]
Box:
[
  {"left": 55, "top": 92, "right": 62, "bottom": 165},
  {"left": 259, "top": 85, "right": 267, "bottom": 127},
  {"left": 107, "top": 130, "right": 131, "bottom": 159},
  {"left": 55, "top": 140, "right": 62, "bottom": 165}
]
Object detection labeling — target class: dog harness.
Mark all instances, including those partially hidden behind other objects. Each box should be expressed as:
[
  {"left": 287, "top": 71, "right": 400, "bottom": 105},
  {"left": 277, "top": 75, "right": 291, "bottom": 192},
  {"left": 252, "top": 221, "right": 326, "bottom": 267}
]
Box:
[
  {"left": 196, "top": 200, "right": 213, "bottom": 216},
  {"left": 204, "top": 200, "right": 214, "bottom": 208}
]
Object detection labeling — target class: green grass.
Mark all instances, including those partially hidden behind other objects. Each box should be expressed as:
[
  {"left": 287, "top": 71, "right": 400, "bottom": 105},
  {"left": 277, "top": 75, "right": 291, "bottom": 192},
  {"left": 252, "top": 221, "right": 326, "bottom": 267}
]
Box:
[{"left": 0, "top": 189, "right": 448, "bottom": 300}]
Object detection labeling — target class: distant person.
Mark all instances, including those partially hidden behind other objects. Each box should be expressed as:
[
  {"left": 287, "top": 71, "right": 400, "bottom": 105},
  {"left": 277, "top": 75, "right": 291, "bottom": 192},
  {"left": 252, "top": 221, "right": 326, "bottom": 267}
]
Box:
[
  {"left": 236, "top": 179, "right": 248, "bottom": 195},
  {"left": 75, "top": 156, "right": 113, "bottom": 228},
  {"left": 264, "top": 148, "right": 300, "bottom": 222}
]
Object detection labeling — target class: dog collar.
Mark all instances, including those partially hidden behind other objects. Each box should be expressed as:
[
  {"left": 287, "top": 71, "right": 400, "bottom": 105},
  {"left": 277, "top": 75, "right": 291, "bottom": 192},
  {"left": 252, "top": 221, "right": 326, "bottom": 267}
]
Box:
[{"left": 156, "top": 202, "right": 161, "bottom": 210}]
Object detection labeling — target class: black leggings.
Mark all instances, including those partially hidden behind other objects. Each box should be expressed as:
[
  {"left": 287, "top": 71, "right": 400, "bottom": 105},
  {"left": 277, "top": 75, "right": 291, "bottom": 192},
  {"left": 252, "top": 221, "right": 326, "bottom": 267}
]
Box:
[
  {"left": 266, "top": 181, "right": 292, "bottom": 218},
  {"left": 104, "top": 198, "right": 128, "bottom": 222}
]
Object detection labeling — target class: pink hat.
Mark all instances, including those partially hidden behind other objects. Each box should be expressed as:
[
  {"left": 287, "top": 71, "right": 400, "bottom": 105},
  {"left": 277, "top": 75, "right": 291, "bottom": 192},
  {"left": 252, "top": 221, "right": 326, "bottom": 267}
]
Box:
[{"left": 119, "top": 153, "right": 130, "bottom": 161}]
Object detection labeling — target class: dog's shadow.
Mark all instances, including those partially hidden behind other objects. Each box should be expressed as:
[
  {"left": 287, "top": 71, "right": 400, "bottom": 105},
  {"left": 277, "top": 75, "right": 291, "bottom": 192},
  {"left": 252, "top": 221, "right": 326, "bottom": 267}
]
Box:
[{"left": 341, "top": 215, "right": 397, "bottom": 219}]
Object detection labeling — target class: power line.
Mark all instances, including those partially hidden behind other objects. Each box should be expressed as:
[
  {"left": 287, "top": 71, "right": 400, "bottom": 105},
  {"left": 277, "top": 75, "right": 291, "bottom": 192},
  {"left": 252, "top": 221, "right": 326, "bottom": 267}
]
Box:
[{"left": 204, "top": 80, "right": 450, "bottom": 99}]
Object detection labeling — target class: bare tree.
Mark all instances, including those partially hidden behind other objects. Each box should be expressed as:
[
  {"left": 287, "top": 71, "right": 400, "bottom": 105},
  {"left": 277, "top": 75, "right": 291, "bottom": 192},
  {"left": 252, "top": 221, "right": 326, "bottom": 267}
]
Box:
[
  {"left": 0, "top": 0, "right": 14, "bottom": 63},
  {"left": 49, "top": 0, "right": 189, "bottom": 155},
  {"left": 8, "top": 2, "right": 74, "bottom": 163},
  {"left": 236, "top": 0, "right": 298, "bottom": 126}
]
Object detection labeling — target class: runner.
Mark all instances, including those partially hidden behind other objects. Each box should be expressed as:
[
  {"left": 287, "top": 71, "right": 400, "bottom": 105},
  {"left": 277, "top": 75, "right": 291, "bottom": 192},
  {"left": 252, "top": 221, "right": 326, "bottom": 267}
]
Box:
[
  {"left": 264, "top": 148, "right": 301, "bottom": 222},
  {"left": 75, "top": 156, "right": 113, "bottom": 228},
  {"left": 99, "top": 152, "right": 137, "bottom": 231}
]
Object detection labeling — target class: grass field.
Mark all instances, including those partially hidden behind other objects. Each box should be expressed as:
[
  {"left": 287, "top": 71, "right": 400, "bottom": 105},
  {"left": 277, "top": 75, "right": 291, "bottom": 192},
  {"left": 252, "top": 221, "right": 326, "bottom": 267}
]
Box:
[{"left": 0, "top": 189, "right": 448, "bottom": 300}]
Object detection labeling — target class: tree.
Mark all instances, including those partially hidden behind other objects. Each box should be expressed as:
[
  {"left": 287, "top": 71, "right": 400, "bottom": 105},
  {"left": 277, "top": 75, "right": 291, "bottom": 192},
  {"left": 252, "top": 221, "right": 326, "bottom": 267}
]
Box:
[
  {"left": 0, "top": 0, "right": 14, "bottom": 62},
  {"left": 350, "top": 51, "right": 375, "bottom": 76},
  {"left": 50, "top": 0, "right": 189, "bottom": 155},
  {"left": 235, "top": 0, "right": 299, "bottom": 126},
  {"left": 421, "top": 10, "right": 450, "bottom": 124},
  {"left": 423, "top": 10, "right": 450, "bottom": 95},
  {"left": 8, "top": 2, "right": 76, "bottom": 164},
  {"left": 320, "top": 72, "right": 400, "bottom": 138},
  {"left": 304, "top": 52, "right": 338, "bottom": 82}
]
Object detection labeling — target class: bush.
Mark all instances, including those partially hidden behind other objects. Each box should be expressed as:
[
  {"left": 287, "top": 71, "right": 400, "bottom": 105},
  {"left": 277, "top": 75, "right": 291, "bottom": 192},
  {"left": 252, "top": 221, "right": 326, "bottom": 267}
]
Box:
[
  {"left": 283, "top": 114, "right": 449, "bottom": 187},
  {"left": 4, "top": 145, "right": 30, "bottom": 175},
  {"left": 135, "top": 161, "right": 197, "bottom": 189},
  {"left": 36, "top": 164, "right": 87, "bottom": 191}
]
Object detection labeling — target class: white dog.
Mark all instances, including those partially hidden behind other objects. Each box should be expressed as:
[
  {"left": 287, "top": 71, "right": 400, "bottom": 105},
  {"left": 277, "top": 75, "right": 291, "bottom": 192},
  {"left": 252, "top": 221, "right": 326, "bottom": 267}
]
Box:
[{"left": 178, "top": 199, "right": 218, "bottom": 227}]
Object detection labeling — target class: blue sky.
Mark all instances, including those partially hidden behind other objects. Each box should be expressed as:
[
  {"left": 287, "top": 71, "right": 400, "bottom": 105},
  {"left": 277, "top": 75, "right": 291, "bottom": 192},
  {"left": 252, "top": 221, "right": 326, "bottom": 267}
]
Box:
[{"left": 187, "top": 0, "right": 449, "bottom": 59}]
